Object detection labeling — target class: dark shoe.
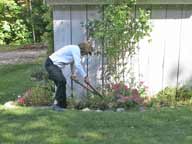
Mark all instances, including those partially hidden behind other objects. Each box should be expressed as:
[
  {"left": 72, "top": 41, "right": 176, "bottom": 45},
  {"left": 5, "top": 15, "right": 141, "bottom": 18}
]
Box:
[
  {"left": 58, "top": 100, "right": 67, "bottom": 109},
  {"left": 52, "top": 104, "right": 65, "bottom": 112}
]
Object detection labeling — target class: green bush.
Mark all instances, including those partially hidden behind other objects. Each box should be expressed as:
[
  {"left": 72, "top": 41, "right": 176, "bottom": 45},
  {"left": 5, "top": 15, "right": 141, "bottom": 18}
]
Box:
[
  {"left": 155, "top": 87, "right": 176, "bottom": 106},
  {"left": 155, "top": 86, "right": 192, "bottom": 107},
  {"left": 20, "top": 81, "right": 53, "bottom": 106},
  {"left": 177, "top": 86, "right": 192, "bottom": 101},
  {"left": 68, "top": 94, "right": 114, "bottom": 110}
]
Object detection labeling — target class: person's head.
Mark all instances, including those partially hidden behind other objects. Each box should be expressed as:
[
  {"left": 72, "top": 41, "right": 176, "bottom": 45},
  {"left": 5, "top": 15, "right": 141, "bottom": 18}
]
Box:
[{"left": 78, "top": 42, "right": 93, "bottom": 56}]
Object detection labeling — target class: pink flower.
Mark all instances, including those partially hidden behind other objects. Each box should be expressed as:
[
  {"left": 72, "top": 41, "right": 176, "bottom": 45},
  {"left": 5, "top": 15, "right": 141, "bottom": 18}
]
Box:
[
  {"left": 118, "top": 96, "right": 129, "bottom": 103},
  {"left": 17, "top": 97, "right": 26, "bottom": 105},
  {"left": 144, "top": 86, "right": 149, "bottom": 90},
  {"left": 140, "top": 81, "right": 144, "bottom": 85},
  {"left": 112, "top": 84, "right": 120, "bottom": 90},
  {"left": 132, "top": 89, "right": 139, "bottom": 97},
  {"left": 121, "top": 96, "right": 129, "bottom": 101},
  {"left": 124, "top": 85, "right": 129, "bottom": 90}
]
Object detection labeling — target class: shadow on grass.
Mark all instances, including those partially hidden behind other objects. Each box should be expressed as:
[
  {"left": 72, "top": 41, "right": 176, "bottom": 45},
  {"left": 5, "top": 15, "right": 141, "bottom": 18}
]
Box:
[
  {"left": 0, "top": 63, "right": 43, "bottom": 104},
  {"left": 0, "top": 106, "right": 192, "bottom": 144},
  {"left": 0, "top": 107, "right": 108, "bottom": 144}
]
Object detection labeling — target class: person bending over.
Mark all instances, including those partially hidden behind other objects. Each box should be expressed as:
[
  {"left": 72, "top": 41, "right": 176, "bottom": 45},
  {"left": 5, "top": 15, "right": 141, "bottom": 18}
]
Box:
[{"left": 45, "top": 42, "right": 93, "bottom": 111}]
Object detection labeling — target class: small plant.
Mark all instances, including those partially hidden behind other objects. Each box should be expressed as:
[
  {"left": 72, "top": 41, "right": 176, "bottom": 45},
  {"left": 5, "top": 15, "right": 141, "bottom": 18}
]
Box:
[
  {"left": 68, "top": 93, "right": 114, "bottom": 110},
  {"left": 137, "top": 81, "right": 149, "bottom": 97},
  {"left": 17, "top": 96, "right": 26, "bottom": 106},
  {"left": 111, "top": 83, "right": 131, "bottom": 97},
  {"left": 176, "top": 85, "right": 192, "bottom": 101},
  {"left": 110, "top": 83, "right": 144, "bottom": 108},
  {"left": 155, "top": 85, "right": 192, "bottom": 107},
  {"left": 20, "top": 81, "right": 54, "bottom": 106}
]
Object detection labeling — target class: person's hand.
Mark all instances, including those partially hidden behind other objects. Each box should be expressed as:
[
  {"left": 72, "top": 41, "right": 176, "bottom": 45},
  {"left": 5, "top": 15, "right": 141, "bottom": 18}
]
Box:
[
  {"left": 84, "top": 76, "right": 89, "bottom": 84},
  {"left": 71, "top": 74, "right": 77, "bottom": 80}
]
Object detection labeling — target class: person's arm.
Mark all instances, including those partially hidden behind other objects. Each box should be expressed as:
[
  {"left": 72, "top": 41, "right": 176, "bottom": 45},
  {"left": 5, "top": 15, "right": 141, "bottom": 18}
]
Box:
[
  {"left": 70, "top": 62, "right": 75, "bottom": 75},
  {"left": 70, "top": 62, "right": 77, "bottom": 80},
  {"left": 72, "top": 48, "right": 87, "bottom": 79}
]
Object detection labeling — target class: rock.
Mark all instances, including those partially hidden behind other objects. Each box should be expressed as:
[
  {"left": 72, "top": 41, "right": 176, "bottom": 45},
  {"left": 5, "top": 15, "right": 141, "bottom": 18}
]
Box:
[
  {"left": 105, "top": 109, "right": 114, "bottom": 112},
  {"left": 82, "top": 107, "right": 91, "bottom": 112},
  {"left": 139, "top": 106, "right": 146, "bottom": 112},
  {"left": 95, "top": 109, "right": 103, "bottom": 112},
  {"left": 4, "top": 101, "right": 18, "bottom": 109},
  {"left": 116, "top": 108, "right": 125, "bottom": 112}
]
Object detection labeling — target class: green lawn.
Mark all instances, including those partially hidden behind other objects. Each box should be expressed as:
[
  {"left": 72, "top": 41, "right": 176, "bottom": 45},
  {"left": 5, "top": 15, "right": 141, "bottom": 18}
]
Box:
[
  {"left": 0, "top": 106, "right": 192, "bottom": 144},
  {"left": 1, "top": 50, "right": 192, "bottom": 144},
  {"left": 0, "top": 63, "right": 43, "bottom": 104}
]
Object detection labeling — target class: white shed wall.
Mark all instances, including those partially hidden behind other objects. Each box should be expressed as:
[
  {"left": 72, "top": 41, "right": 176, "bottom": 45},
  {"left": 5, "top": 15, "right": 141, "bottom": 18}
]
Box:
[{"left": 53, "top": 5, "right": 192, "bottom": 97}]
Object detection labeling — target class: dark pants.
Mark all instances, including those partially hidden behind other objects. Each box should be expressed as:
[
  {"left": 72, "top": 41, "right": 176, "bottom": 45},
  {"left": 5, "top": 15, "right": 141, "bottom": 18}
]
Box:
[{"left": 45, "top": 57, "right": 67, "bottom": 108}]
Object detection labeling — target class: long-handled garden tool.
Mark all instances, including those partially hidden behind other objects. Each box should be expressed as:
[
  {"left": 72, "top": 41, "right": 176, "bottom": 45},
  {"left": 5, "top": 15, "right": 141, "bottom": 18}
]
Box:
[{"left": 72, "top": 79, "right": 103, "bottom": 98}]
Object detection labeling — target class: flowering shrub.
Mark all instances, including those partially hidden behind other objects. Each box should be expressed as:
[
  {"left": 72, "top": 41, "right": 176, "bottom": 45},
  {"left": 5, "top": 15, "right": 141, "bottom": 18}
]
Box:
[
  {"left": 105, "top": 82, "right": 145, "bottom": 108},
  {"left": 17, "top": 96, "right": 26, "bottom": 106},
  {"left": 68, "top": 95, "right": 113, "bottom": 110},
  {"left": 112, "top": 83, "right": 131, "bottom": 97},
  {"left": 16, "top": 81, "right": 54, "bottom": 107},
  {"left": 68, "top": 82, "right": 148, "bottom": 110},
  {"left": 22, "top": 86, "right": 53, "bottom": 106}
]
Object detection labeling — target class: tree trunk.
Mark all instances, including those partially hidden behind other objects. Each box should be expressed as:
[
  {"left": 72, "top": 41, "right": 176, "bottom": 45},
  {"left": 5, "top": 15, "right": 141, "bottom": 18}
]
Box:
[{"left": 29, "top": 0, "right": 36, "bottom": 43}]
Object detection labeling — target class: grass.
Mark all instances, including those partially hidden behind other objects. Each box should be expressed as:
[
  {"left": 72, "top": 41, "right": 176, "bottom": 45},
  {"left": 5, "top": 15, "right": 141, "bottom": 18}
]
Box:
[
  {"left": 0, "top": 63, "right": 44, "bottom": 104},
  {"left": 1, "top": 47, "right": 192, "bottom": 144},
  {"left": 0, "top": 106, "right": 192, "bottom": 144}
]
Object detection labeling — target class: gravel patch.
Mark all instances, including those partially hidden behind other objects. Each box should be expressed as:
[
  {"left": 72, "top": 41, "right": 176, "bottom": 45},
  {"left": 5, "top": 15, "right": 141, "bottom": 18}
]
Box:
[{"left": 0, "top": 49, "right": 47, "bottom": 65}]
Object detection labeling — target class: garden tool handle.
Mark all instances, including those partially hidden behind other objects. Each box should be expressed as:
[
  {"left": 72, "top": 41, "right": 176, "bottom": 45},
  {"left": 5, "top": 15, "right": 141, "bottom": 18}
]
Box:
[
  {"left": 84, "top": 81, "right": 103, "bottom": 98},
  {"left": 71, "top": 77, "right": 103, "bottom": 97},
  {"left": 72, "top": 79, "right": 95, "bottom": 93}
]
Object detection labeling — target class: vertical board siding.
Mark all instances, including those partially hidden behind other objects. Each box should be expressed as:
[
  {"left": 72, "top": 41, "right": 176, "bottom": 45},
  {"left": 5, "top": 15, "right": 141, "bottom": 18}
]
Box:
[
  {"left": 53, "top": 5, "right": 192, "bottom": 96},
  {"left": 53, "top": 6, "right": 71, "bottom": 50},
  {"left": 148, "top": 5, "right": 167, "bottom": 94},
  {"left": 137, "top": 5, "right": 192, "bottom": 95},
  {"left": 71, "top": 6, "right": 87, "bottom": 44},
  {"left": 179, "top": 5, "right": 192, "bottom": 86},
  {"left": 53, "top": 6, "right": 72, "bottom": 97},
  {"left": 163, "top": 5, "right": 182, "bottom": 89},
  {"left": 71, "top": 5, "right": 87, "bottom": 97}
]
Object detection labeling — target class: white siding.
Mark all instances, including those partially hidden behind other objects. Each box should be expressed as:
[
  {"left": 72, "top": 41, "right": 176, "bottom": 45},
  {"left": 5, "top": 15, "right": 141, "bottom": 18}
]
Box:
[
  {"left": 53, "top": 6, "right": 71, "bottom": 50},
  {"left": 53, "top": 5, "right": 192, "bottom": 97},
  {"left": 178, "top": 5, "right": 192, "bottom": 87},
  {"left": 148, "top": 5, "right": 166, "bottom": 94},
  {"left": 70, "top": 6, "right": 87, "bottom": 97},
  {"left": 71, "top": 6, "right": 87, "bottom": 44},
  {"left": 163, "top": 5, "right": 182, "bottom": 89}
]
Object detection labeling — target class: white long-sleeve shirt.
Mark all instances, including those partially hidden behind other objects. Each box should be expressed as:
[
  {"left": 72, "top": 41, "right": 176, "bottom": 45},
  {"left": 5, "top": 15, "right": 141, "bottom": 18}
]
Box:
[{"left": 49, "top": 45, "right": 87, "bottom": 78}]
